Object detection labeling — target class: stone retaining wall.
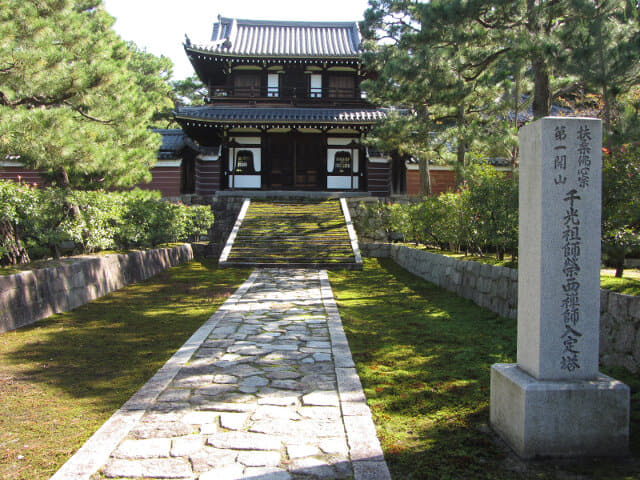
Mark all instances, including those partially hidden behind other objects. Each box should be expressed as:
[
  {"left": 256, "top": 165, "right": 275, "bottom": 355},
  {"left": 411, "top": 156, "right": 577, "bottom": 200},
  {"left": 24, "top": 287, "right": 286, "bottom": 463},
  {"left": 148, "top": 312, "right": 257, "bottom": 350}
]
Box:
[
  {"left": 600, "top": 289, "right": 640, "bottom": 372},
  {"left": 362, "top": 243, "right": 640, "bottom": 373},
  {"left": 0, "top": 244, "right": 193, "bottom": 333},
  {"left": 210, "top": 197, "right": 246, "bottom": 258}
]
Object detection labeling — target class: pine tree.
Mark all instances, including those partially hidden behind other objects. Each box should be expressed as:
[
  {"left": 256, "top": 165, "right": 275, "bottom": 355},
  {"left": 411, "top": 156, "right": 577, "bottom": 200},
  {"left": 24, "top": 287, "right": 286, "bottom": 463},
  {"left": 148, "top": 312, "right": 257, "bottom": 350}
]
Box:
[
  {"left": 361, "top": 0, "right": 640, "bottom": 179},
  {"left": 0, "top": 0, "right": 174, "bottom": 189},
  {"left": 171, "top": 76, "right": 208, "bottom": 106},
  {"left": 361, "top": 0, "right": 517, "bottom": 183},
  {"left": 556, "top": 0, "right": 640, "bottom": 146}
]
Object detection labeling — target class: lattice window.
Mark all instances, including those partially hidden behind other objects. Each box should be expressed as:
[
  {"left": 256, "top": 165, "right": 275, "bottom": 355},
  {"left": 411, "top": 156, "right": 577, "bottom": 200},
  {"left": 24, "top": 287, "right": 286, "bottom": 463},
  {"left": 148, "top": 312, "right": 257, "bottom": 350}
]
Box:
[
  {"left": 334, "top": 151, "right": 352, "bottom": 175},
  {"left": 235, "top": 150, "right": 255, "bottom": 174}
]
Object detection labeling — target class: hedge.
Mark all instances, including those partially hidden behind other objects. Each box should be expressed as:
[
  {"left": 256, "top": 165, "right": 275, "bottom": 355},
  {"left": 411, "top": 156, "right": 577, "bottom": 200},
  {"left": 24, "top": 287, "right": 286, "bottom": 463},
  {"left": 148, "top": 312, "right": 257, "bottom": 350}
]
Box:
[{"left": 0, "top": 181, "right": 214, "bottom": 263}]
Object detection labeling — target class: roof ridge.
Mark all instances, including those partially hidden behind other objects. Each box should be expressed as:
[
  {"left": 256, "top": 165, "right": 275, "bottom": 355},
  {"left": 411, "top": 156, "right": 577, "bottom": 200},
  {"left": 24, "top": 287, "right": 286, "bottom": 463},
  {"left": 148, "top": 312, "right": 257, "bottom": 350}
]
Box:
[{"left": 217, "top": 17, "right": 360, "bottom": 28}]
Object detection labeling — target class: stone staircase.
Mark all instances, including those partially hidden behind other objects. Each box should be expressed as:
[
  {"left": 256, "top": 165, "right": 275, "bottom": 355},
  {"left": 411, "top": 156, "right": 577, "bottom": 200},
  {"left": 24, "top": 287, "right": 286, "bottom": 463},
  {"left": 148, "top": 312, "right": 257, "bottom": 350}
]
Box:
[{"left": 219, "top": 199, "right": 362, "bottom": 269}]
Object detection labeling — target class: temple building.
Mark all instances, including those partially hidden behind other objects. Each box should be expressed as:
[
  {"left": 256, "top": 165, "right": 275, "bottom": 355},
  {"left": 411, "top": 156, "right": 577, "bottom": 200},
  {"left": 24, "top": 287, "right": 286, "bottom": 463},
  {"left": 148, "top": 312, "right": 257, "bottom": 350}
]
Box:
[
  {"left": 164, "top": 16, "right": 392, "bottom": 196},
  {"left": 0, "top": 16, "right": 416, "bottom": 196}
]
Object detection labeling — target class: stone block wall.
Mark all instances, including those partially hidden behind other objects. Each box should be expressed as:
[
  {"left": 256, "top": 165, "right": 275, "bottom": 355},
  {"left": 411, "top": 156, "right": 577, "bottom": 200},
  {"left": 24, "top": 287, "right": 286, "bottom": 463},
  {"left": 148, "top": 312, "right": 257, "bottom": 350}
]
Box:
[
  {"left": 362, "top": 242, "right": 640, "bottom": 373},
  {"left": 0, "top": 244, "right": 193, "bottom": 334},
  {"left": 599, "top": 289, "right": 640, "bottom": 372},
  {"left": 210, "top": 197, "right": 246, "bottom": 258},
  {"left": 362, "top": 243, "right": 518, "bottom": 319}
]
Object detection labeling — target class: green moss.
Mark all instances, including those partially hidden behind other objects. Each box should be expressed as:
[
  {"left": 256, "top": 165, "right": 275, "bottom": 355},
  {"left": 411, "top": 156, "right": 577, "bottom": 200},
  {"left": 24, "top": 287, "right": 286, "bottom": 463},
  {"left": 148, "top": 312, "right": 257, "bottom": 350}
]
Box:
[
  {"left": 329, "top": 259, "right": 640, "bottom": 479},
  {"left": 232, "top": 200, "right": 354, "bottom": 264},
  {"left": 0, "top": 260, "right": 249, "bottom": 480},
  {"left": 601, "top": 272, "right": 640, "bottom": 296}
]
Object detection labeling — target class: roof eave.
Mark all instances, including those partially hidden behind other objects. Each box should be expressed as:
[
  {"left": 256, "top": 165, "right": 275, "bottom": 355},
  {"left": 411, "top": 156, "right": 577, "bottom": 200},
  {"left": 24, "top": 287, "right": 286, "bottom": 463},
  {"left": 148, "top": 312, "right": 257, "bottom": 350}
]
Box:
[
  {"left": 174, "top": 115, "right": 380, "bottom": 127},
  {"left": 184, "top": 46, "right": 362, "bottom": 61}
]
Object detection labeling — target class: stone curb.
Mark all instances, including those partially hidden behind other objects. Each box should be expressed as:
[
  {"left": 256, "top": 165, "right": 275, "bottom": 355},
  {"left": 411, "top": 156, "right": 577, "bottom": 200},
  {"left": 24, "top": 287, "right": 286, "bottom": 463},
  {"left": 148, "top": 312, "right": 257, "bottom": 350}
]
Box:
[
  {"left": 319, "top": 270, "right": 391, "bottom": 480},
  {"left": 49, "top": 270, "right": 260, "bottom": 480},
  {"left": 340, "top": 197, "right": 363, "bottom": 266},
  {"left": 219, "top": 197, "right": 251, "bottom": 264}
]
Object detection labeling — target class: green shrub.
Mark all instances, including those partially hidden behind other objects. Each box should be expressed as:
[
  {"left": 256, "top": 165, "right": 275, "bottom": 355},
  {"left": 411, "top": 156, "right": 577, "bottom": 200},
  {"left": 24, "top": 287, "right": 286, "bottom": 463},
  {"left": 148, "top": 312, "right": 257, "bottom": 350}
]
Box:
[
  {"left": 0, "top": 181, "right": 215, "bottom": 262},
  {"left": 459, "top": 165, "right": 518, "bottom": 259},
  {"left": 602, "top": 145, "right": 640, "bottom": 276},
  {"left": 413, "top": 192, "right": 469, "bottom": 251},
  {"left": 185, "top": 205, "right": 215, "bottom": 242},
  {"left": 354, "top": 166, "right": 519, "bottom": 258}
]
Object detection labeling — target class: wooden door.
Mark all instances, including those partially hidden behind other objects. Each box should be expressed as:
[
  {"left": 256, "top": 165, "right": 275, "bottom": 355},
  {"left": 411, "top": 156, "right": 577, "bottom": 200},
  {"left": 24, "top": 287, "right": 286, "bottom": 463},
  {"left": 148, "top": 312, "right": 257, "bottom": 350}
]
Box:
[
  {"left": 265, "top": 134, "right": 293, "bottom": 188},
  {"left": 294, "top": 134, "right": 323, "bottom": 189}
]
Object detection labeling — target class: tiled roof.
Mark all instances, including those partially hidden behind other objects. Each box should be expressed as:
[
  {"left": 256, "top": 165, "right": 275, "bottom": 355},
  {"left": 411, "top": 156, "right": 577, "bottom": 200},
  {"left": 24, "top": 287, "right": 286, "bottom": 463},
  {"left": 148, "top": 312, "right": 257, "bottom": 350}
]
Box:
[
  {"left": 152, "top": 129, "right": 185, "bottom": 159},
  {"left": 187, "top": 17, "right": 361, "bottom": 58},
  {"left": 505, "top": 95, "right": 574, "bottom": 124},
  {"left": 153, "top": 129, "right": 185, "bottom": 151},
  {"left": 174, "top": 106, "right": 385, "bottom": 125},
  {"left": 152, "top": 128, "right": 220, "bottom": 157}
]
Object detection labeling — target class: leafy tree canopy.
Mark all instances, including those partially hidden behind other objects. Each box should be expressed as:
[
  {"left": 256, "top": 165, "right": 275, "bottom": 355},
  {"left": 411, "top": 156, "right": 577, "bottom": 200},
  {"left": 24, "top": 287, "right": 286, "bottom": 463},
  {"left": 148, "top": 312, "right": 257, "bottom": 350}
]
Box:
[
  {"left": 0, "top": 0, "right": 174, "bottom": 189},
  {"left": 361, "top": 0, "right": 640, "bottom": 167}
]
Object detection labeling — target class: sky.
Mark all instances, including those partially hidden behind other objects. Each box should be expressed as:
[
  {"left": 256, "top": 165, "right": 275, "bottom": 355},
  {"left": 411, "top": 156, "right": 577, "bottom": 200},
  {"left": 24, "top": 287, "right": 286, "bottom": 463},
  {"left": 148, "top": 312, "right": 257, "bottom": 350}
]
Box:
[{"left": 103, "top": 0, "right": 371, "bottom": 80}]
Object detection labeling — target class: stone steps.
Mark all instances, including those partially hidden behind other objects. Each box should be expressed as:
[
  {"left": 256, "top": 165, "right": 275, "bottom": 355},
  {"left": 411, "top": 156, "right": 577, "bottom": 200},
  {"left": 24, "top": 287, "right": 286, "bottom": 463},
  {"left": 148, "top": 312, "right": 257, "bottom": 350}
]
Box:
[{"left": 220, "top": 199, "right": 361, "bottom": 270}]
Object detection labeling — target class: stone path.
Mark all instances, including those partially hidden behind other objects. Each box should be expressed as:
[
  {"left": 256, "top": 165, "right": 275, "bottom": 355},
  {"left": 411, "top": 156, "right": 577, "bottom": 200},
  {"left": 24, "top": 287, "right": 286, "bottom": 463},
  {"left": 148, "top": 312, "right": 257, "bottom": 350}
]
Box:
[{"left": 51, "top": 269, "right": 390, "bottom": 480}]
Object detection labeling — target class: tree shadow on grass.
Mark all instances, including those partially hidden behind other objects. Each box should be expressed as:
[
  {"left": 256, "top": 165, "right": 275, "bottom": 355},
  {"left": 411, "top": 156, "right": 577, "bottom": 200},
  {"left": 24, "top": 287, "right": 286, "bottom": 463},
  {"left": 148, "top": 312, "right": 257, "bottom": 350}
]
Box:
[
  {"left": 1, "top": 260, "right": 249, "bottom": 410},
  {"left": 330, "top": 258, "right": 640, "bottom": 480}
]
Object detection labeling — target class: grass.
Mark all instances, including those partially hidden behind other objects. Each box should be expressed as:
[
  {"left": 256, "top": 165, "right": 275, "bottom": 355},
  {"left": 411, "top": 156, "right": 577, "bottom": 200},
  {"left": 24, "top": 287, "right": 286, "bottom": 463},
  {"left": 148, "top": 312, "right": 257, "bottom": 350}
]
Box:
[
  {"left": 0, "top": 259, "right": 250, "bottom": 480},
  {"left": 400, "top": 243, "right": 640, "bottom": 296},
  {"left": 601, "top": 269, "right": 640, "bottom": 296},
  {"left": 329, "top": 258, "right": 640, "bottom": 480}
]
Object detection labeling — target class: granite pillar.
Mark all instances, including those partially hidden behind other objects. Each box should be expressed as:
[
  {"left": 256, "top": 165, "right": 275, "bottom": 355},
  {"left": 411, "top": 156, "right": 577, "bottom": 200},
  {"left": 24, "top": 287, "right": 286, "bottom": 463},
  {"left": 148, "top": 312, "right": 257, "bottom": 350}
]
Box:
[{"left": 490, "top": 117, "right": 629, "bottom": 458}]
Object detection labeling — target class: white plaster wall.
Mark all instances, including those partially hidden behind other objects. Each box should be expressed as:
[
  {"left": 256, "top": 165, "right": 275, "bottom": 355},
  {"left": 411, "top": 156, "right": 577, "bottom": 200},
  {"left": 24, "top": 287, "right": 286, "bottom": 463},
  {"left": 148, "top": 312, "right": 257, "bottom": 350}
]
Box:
[
  {"left": 228, "top": 175, "right": 261, "bottom": 189},
  {"left": 328, "top": 176, "right": 359, "bottom": 189}
]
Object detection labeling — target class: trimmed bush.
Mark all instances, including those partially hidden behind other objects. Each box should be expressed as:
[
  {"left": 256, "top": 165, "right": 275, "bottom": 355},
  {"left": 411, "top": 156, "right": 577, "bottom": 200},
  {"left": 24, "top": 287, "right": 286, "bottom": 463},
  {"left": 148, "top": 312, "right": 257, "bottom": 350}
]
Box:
[
  {"left": 0, "top": 181, "right": 215, "bottom": 262},
  {"left": 353, "top": 166, "right": 518, "bottom": 257}
]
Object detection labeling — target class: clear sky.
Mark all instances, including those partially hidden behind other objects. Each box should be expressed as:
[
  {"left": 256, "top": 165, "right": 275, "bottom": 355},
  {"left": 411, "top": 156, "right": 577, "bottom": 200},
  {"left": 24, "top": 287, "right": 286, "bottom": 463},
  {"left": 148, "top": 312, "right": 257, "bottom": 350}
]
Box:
[{"left": 103, "top": 0, "right": 371, "bottom": 80}]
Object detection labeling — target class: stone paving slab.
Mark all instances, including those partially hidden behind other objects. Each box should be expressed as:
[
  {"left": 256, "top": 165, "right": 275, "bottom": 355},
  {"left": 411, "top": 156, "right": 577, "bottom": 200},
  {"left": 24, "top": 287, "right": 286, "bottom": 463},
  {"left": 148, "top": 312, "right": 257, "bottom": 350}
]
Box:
[{"left": 51, "top": 269, "right": 390, "bottom": 480}]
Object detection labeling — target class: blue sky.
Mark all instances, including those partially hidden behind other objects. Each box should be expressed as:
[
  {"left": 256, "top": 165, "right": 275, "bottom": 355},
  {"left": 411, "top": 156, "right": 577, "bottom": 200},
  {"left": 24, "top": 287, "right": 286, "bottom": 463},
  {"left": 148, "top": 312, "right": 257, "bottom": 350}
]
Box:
[{"left": 103, "top": 0, "right": 371, "bottom": 80}]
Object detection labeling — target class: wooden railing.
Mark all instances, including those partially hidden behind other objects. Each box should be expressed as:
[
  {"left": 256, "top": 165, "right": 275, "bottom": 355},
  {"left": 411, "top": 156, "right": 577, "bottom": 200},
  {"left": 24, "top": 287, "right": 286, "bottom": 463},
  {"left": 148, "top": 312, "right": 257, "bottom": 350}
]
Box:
[{"left": 209, "top": 85, "right": 361, "bottom": 101}]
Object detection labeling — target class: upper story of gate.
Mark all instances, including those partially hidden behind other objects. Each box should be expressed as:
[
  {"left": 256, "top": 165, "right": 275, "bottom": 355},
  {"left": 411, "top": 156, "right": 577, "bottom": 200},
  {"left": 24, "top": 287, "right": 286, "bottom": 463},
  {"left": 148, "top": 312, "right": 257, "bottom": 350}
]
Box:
[{"left": 184, "top": 16, "right": 371, "bottom": 108}]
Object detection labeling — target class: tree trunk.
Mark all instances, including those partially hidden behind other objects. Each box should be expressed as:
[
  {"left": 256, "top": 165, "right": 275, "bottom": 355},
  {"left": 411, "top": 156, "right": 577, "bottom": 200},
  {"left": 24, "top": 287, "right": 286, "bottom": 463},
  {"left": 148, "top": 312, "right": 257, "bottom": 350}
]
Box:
[
  {"left": 419, "top": 157, "right": 431, "bottom": 196},
  {"left": 57, "top": 167, "right": 81, "bottom": 219},
  {"left": 52, "top": 167, "right": 81, "bottom": 258},
  {"left": 514, "top": 66, "right": 520, "bottom": 130},
  {"left": 456, "top": 103, "right": 466, "bottom": 172},
  {"left": 527, "top": 0, "right": 551, "bottom": 119},
  {"left": 0, "top": 220, "right": 30, "bottom": 266},
  {"left": 511, "top": 64, "right": 521, "bottom": 167},
  {"left": 532, "top": 57, "right": 551, "bottom": 118},
  {"left": 595, "top": 0, "right": 611, "bottom": 147},
  {"left": 610, "top": 246, "right": 626, "bottom": 278},
  {"left": 457, "top": 139, "right": 466, "bottom": 168}
]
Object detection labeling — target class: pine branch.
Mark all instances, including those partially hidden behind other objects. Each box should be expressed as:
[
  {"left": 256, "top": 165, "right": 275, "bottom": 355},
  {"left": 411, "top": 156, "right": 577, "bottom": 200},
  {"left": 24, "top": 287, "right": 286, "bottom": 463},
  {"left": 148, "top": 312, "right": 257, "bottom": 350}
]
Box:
[
  {"left": 461, "top": 47, "right": 511, "bottom": 82},
  {"left": 0, "top": 91, "right": 74, "bottom": 107},
  {"left": 475, "top": 15, "right": 524, "bottom": 30},
  {"left": 63, "top": 101, "right": 114, "bottom": 124},
  {"left": 552, "top": 82, "right": 584, "bottom": 100},
  {"left": 0, "top": 90, "right": 114, "bottom": 125}
]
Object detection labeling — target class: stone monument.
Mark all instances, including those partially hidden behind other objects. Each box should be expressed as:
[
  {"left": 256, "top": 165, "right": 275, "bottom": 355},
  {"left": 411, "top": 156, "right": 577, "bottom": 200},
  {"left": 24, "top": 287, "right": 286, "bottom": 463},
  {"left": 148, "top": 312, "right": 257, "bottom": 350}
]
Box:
[{"left": 490, "top": 117, "right": 630, "bottom": 458}]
